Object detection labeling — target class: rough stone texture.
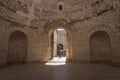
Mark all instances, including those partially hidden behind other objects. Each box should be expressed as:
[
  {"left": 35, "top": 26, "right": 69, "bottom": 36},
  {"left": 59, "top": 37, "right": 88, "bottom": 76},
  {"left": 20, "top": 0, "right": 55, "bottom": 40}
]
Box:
[
  {"left": 90, "top": 31, "right": 111, "bottom": 63},
  {"left": 0, "top": 0, "right": 120, "bottom": 67},
  {"left": 7, "top": 31, "right": 27, "bottom": 64}
]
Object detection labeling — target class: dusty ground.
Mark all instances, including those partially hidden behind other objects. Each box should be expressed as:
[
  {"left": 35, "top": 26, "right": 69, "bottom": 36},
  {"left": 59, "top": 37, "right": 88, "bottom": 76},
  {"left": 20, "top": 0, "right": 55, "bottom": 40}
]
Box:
[{"left": 0, "top": 58, "right": 120, "bottom": 80}]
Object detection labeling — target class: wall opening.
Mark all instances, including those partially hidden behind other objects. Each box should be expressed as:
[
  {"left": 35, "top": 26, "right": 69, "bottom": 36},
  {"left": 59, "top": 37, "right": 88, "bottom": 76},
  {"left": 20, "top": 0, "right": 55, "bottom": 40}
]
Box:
[
  {"left": 90, "top": 31, "right": 112, "bottom": 63},
  {"left": 58, "top": 1, "right": 64, "bottom": 11},
  {"left": 53, "top": 28, "right": 66, "bottom": 58},
  {"left": 46, "top": 28, "right": 68, "bottom": 65},
  {"left": 58, "top": 5, "right": 63, "bottom": 11},
  {"left": 51, "top": 28, "right": 67, "bottom": 58},
  {"left": 7, "top": 31, "right": 28, "bottom": 64}
]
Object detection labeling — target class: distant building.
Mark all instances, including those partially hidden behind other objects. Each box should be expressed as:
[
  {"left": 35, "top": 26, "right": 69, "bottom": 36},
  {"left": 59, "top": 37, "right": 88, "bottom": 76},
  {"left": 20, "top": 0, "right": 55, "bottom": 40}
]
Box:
[{"left": 57, "top": 29, "right": 66, "bottom": 51}]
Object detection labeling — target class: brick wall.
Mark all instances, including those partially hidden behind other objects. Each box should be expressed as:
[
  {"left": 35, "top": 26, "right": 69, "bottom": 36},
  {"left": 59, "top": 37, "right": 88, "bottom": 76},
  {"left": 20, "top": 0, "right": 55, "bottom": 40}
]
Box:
[{"left": 0, "top": 0, "right": 120, "bottom": 67}]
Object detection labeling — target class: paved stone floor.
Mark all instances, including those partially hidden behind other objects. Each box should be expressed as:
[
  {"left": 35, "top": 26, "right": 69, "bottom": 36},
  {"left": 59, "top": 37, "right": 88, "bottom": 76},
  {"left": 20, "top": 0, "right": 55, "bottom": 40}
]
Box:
[{"left": 0, "top": 57, "right": 120, "bottom": 80}]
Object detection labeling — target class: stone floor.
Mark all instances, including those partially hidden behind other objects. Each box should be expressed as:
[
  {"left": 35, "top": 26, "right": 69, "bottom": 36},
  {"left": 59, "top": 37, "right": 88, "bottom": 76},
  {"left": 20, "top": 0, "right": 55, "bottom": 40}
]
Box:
[{"left": 0, "top": 57, "right": 120, "bottom": 80}]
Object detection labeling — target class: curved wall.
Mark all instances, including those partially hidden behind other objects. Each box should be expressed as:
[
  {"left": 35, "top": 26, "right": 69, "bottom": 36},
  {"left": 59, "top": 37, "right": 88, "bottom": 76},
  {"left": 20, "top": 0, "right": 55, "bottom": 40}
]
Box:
[{"left": 0, "top": 0, "right": 120, "bottom": 67}]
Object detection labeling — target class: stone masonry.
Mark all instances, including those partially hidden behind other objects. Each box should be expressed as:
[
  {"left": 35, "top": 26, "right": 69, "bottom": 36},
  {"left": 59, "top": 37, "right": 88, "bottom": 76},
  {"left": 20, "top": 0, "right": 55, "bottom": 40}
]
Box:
[{"left": 0, "top": 0, "right": 120, "bottom": 67}]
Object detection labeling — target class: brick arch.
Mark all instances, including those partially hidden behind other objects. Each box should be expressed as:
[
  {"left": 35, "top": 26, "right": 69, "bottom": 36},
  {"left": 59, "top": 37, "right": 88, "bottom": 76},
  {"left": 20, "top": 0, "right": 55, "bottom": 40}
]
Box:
[
  {"left": 90, "top": 31, "right": 112, "bottom": 63},
  {"left": 43, "top": 19, "right": 72, "bottom": 34},
  {"left": 44, "top": 19, "right": 72, "bottom": 60},
  {"left": 8, "top": 29, "right": 29, "bottom": 39},
  {"left": 84, "top": 24, "right": 116, "bottom": 63},
  {"left": 7, "top": 30, "right": 28, "bottom": 64},
  {"left": 86, "top": 24, "right": 115, "bottom": 41}
]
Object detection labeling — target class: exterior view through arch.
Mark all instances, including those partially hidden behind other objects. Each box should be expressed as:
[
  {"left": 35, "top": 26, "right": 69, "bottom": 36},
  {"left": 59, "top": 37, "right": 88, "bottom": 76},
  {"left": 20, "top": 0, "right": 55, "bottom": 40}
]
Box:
[
  {"left": 7, "top": 31, "right": 28, "bottom": 64},
  {"left": 46, "top": 28, "right": 69, "bottom": 65},
  {"left": 90, "top": 31, "right": 112, "bottom": 63},
  {"left": 50, "top": 28, "right": 67, "bottom": 58},
  {"left": 48, "top": 26, "right": 72, "bottom": 61}
]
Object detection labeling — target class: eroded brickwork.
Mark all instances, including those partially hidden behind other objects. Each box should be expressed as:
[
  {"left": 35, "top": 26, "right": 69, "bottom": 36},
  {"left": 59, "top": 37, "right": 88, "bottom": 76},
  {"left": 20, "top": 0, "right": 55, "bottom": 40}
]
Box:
[{"left": 0, "top": 0, "right": 120, "bottom": 67}]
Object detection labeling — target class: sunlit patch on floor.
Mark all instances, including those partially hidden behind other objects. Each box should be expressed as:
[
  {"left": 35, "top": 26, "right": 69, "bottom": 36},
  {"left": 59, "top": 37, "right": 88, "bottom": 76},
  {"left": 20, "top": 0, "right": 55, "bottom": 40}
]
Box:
[{"left": 45, "top": 57, "right": 66, "bottom": 66}]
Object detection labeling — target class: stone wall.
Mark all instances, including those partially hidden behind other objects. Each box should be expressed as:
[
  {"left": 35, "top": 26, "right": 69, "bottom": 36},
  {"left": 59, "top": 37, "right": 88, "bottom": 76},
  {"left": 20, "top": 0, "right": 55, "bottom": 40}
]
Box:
[
  {"left": 7, "top": 31, "right": 28, "bottom": 64},
  {"left": 0, "top": 0, "right": 120, "bottom": 67},
  {"left": 90, "top": 31, "right": 111, "bottom": 63}
]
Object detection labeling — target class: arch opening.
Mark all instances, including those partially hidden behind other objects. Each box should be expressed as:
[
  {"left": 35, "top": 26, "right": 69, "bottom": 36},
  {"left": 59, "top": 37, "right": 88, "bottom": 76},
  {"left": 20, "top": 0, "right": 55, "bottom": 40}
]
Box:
[
  {"left": 7, "top": 31, "right": 28, "bottom": 64},
  {"left": 46, "top": 27, "right": 71, "bottom": 65},
  {"left": 90, "top": 31, "right": 112, "bottom": 63},
  {"left": 53, "top": 28, "right": 66, "bottom": 58}
]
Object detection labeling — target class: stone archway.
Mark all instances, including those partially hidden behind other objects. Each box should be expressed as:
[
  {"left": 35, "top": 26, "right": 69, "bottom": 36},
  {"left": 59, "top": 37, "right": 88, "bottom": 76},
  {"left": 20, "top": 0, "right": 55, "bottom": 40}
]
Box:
[
  {"left": 44, "top": 19, "right": 72, "bottom": 60},
  {"left": 7, "top": 31, "right": 28, "bottom": 64},
  {"left": 90, "top": 31, "right": 112, "bottom": 63},
  {"left": 50, "top": 28, "right": 66, "bottom": 57},
  {"left": 49, "top": 27, "right": 71, "bottom": 60}
]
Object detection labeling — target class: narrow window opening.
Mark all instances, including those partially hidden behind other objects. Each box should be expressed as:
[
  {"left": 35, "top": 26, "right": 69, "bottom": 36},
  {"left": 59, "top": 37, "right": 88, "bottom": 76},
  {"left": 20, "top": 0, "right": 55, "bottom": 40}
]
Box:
[{"left": 59, "top": 5, "right": 63, "bottom": 11}]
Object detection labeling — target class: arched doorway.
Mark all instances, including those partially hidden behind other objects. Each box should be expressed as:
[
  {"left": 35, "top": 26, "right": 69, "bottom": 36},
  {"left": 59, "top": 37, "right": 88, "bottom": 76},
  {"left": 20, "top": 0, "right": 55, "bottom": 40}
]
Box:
[
  {"left": 50, "top": 28, "right": 67, "bottom": 58},
  {"left": 7, "top": 31, "right": 28, "bottom": 64},
  {"left": 46, "top": 28, "right": 70, "bottom": 65},
  {"left": 43, "top": 19, "right": 72, "bottom": 62},
  {"left": 90, "top": 31, "right": 112, "bottom": 63}
]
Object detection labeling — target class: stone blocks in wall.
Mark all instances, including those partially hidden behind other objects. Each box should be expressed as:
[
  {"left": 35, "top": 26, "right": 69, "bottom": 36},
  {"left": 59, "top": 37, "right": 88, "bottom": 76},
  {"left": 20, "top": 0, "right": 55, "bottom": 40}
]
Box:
[{"left": 0, "top": 0, "right": 120, "bottom": 67}]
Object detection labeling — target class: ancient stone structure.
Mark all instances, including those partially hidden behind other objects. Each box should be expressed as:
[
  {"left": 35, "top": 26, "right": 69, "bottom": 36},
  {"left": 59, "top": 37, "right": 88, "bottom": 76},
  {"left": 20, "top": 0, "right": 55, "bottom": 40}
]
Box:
[{"left": 0, "top": 0, "right": 120, "bottom": 67}]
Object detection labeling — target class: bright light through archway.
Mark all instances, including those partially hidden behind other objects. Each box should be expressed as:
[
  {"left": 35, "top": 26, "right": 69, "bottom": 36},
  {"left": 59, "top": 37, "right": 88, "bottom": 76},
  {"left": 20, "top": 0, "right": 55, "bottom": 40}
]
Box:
[
  {"left": 45, "top": 57, "right": 66, "bottom": 66},
  {"left": 57, "top": 28, "right": 65, "bottom": 31}
]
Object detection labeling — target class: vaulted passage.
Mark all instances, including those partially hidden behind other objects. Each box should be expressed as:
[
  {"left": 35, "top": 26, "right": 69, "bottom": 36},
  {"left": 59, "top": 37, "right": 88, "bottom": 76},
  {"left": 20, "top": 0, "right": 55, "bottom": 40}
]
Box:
[
  {"left": 7, "top": 31, "right": 28, "bottom": 64},
  {"left": 52, "top": 28, "right": 66, "bottom": 58},
  {"left": 46, "top": 28, "right": 67, "bottom": 65},
  {"left": 90, "top": 31, "right": 112, "bottom": 63}
]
